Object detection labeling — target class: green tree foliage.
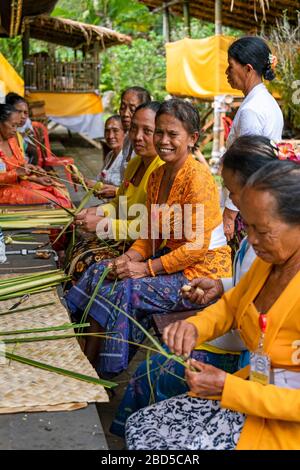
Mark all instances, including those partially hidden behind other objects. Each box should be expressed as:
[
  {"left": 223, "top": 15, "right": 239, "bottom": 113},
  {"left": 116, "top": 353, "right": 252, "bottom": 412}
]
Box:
[
  {"left": 0, "top": 0, "right": 240, "bottom": 112},
  {"left": 0, "top": 36, "right": 23, "bottom": 75},
  {"left": 51, "top": 1, "right": 241, "bottom": 108},
  {"left": 52, "top": 0, "right": 157, "bottom": 33},
  {"left": 100, "top": 32, "right": 167, "bottom": 108}
]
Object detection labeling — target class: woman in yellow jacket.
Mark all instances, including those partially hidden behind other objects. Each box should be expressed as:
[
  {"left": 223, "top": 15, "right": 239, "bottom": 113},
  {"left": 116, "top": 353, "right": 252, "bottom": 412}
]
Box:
[{"left": 126, "top": 159, "right": 300, "bottom": 450}]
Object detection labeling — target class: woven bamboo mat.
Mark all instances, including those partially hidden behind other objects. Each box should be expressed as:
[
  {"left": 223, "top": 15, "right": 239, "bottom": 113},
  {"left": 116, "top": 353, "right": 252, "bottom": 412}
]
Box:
[{"left": 0, "top": 286, "right": 109, "bottom": 414}]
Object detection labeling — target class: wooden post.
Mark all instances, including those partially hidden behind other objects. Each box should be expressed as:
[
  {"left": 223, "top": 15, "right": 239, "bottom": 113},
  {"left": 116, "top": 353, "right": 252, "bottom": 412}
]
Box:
[
  {"left": 210, "top": 0, "right": 224, "bottom": 174},
  {"left": 93, "top": 41, "right": 100, "bottom": 90},
  {"left": 22, "top": 24, "right": 30, "bottom": 92},
  {"left": 163, "top": 3, "right": 171, "bottom": 42},
  {"left": 215, "top": 0, "right": 223, "bottom": 36},
  {"left": 183, "top": 0, "right": 191, "bottom": 37}
]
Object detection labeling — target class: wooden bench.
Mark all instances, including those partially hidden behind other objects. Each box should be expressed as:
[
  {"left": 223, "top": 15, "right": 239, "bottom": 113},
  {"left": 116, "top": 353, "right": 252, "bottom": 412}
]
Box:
[
  {"left": 152, "top": 308, "right": 205, "bottom": 338},
  {"left": 0, "top": 229, "right": 108, "bottom": 450}
]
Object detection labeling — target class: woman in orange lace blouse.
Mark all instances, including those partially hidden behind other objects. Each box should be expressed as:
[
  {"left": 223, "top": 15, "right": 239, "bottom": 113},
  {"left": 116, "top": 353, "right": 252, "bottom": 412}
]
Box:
[
  {"left": 66, "top": 99, "right": 231, "bottom": 376},
  {"left": 0, "top": 104, "right": 71, "bottom": 207}
]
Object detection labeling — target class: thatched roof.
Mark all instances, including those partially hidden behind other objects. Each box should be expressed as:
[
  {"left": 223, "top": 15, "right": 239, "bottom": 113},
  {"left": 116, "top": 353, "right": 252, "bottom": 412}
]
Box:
[
  {"left": 0, "top": 0, "right": 58, "bottom": 37},
  {"left": 139, "top": 0, "right": 300, "bottom": 32},
  {"left": 23, "top": 15, "right": 132, "bottom": 49}
]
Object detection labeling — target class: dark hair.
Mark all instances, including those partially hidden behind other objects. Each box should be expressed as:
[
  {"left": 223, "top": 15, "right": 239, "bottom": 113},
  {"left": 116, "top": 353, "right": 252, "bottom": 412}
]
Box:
[
  {"left": 246, "top": 160, "right": 300, "bottom": 225},
  {"left": 228, "top": 36, "right": 275, "bottom": 81},
  {"left": 134, "top": 100, "right": 161, "bottom": 115},
  {"left": 5, "top": 92, "right": 27, "bottom": 107},
  {"left": 105, "top": 114, "right": 122, "bottom": 126},
  {"left": 121, "top": 86, "right": 151, "bottom": 105},
  {"left": 0, "top": 103, "right": 19, "bottom": 123},
  {"left": 156, "top": 98, "right": 200, "bottom": 135},
  {"left": 222, "top": 135, "right": 277, "bottom": 185}
]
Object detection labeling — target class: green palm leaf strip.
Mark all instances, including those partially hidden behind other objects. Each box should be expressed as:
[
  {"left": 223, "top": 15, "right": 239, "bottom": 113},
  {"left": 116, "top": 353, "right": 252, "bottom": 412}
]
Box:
[
  {"left": 5, "top": 235, "right": 39, "bottom": 245},
  {"left": 0, "top": 301, "right": 56, "bottom": 316},
  {"left": 0, "top": 322, "right": 89, "bottom": 336},
  {"left": 0, "top": 208, "right": 72, "bottom": 229},
  {"left": 1, "top": 351, "right": 117, "bottom": 388},
  {"left": 108, "top": 240, "right": 128, "bottom": 296},
  {"left": 1, "top": 331, "right": 92, "bottom": 344},
  {"left": 0, "top": 269, "right": 62, "bottom": 286},
  {"left": 52, "top": 181, "right": 104, "bottom": 246},
  {"left": 146, "top": 349, "right": 155, "bottom": 404},
  {"left": 24, "top": 189, "right": 75, "bottom": 217},
  {"left": 96, "top": 293, "right": 190, "bottom": 370},
  {"left": 0, "top": 270, "right": 70, "bottom": 300},
  {"left": 97, "top": 293, "right": 166, "bottom": 357},
  {"left": 78, "top": 266, "right": 112, "bottom": 333},
  {"left": 0, "top": 283, "right": 68, "bottom": 301}
]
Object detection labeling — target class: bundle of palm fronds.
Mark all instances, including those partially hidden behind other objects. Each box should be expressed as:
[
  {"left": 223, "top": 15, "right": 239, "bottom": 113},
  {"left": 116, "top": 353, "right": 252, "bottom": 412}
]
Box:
[
  {"left": 0, "top": 209, "right": 73, "bottom": 229},
  {"left": 0, "top": 270, "right": 70, "bottom": 300}
]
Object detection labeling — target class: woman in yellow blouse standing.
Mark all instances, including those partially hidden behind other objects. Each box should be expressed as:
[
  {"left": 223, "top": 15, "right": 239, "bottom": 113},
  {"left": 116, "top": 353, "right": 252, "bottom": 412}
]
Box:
[
  {"left": 66, "top": 99, "right": 231, "bottom": 377},
  {"left": 126, "top": 160, "right": 300, "bottom": 450}
]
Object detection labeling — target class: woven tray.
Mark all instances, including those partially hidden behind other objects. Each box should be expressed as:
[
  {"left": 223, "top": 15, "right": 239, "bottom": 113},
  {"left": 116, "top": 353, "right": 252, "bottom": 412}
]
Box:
[{"left": 0, "top": 287, "right": 109, "bottom": 414}]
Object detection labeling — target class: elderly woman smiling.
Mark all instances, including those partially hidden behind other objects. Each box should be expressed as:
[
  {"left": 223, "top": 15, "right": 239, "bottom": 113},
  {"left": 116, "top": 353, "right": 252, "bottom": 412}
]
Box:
[
  {"left": 126, "top": 160, "right": 300, "bottom": 450},
  {"left": 66, "top": 99, "right": 231, "bottom": 377}
]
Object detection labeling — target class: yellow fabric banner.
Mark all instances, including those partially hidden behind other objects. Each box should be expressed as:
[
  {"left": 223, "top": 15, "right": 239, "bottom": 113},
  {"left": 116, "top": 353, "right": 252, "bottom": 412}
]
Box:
[
  {"left": 166, "top": 35, "right": 243, "bottom": 98},
  {"left": 27, "top": 92, "right": 103, "bottom": 117},
  {"left": 0, "top": 53, "right": 24, "bottom": 97}
]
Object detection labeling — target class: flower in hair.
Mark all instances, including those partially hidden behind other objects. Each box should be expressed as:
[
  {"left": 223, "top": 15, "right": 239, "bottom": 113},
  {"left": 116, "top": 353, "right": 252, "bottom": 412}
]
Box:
[
  {"left": 268, "top": 53, "right": 278, "bottom": 70},
  {"left": 277, "top": 142, "right": 300, "bottom": 163}
]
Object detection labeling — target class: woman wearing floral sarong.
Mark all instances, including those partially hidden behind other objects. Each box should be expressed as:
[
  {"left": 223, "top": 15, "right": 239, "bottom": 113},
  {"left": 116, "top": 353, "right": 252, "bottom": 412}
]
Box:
[{"left": 66, "top": 99, "right": 231, "bottom": 376}]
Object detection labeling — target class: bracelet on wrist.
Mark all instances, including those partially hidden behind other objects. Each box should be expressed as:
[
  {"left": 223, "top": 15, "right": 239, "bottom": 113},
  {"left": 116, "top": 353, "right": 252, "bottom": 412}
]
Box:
[{"left": 147, "top": 258, "right": 156, "bottom": 277}]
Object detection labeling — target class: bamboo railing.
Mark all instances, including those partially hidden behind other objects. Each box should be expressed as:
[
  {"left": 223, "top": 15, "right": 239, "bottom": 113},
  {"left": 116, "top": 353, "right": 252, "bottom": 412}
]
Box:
[{"left": 24, "top": 57, "right": 100, "bottom": 93}]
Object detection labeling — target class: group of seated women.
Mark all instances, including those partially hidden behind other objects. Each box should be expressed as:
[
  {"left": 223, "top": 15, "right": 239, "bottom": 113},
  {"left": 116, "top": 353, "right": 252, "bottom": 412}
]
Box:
[
  {"left": 2, "top": 49, "right": 300, "bottom": 449},
  {"left": 66, "top": 97, "right": 231, "bottom": 378},
  {"left": 63, "top": 88, "right": 300, "bottom": 449},
  {"left": 71, "top": 90, "right": 300, "bottom": 452}
]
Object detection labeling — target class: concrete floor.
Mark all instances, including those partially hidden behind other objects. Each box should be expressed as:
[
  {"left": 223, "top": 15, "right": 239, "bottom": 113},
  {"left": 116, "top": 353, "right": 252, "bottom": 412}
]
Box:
[{"left": 49, "top": 128, "right": 149, "bottom": 450}]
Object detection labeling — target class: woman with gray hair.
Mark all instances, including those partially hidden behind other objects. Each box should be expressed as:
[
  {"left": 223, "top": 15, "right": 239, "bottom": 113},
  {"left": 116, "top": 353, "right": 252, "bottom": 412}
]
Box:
[{"left": 126, "top": 160, "right": 300, "bottom": 450}]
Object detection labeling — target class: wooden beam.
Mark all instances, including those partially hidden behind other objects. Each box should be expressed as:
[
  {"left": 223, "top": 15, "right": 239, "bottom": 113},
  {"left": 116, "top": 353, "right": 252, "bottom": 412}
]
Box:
[
  {"left": 93, "top": 41, "right": 100, "bottom": 89},
  {"left": 153, "top": 0, "right": 182, "bottom": 13},
  {"left": 215, "top": 0, "right": 222, "bottom": 35},
  {"left": 140, "top": 0, "right": 299, "bottom": 32},
  {"left": 163, "top": 3, "right": 171, "bottom": 42},
  {"left": 78, "top": 133, "right": 102, "bottom": 150},
  {"left": 183, "top": 0, "right": 191, "bottom": 37},
  {"left": 22, "top": 24, "right": 30, "bottom": 60},
  {"left": 22, "top": 23, "right": 30, "bottom": 92},
  {"left": 170, "top": 5, "right": 264, "bottom": 32}
]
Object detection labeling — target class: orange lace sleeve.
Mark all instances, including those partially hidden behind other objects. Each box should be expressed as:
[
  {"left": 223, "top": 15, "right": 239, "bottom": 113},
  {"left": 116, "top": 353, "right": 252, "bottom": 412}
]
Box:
[
  {"left": 160, "top": 161, "right": 222, "bottom": 274},
  {"left": 0, "top": 139, "right": 21, "bottom": 185}
]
